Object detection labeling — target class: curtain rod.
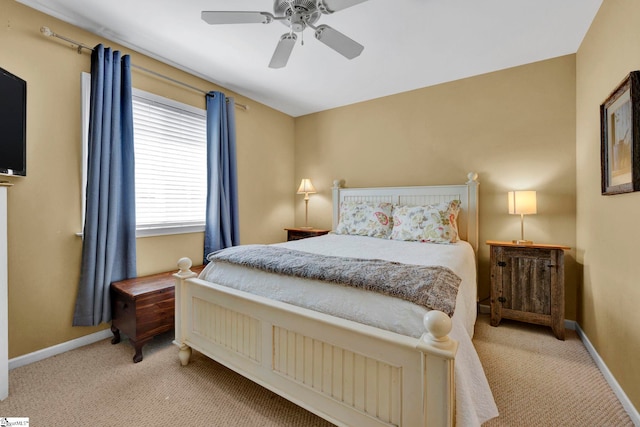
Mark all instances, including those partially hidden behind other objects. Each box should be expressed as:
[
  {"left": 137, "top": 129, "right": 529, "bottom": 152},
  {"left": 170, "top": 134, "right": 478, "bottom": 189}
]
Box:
[{"left": 40, "top": 26, "right": 249, "bottom": 111}]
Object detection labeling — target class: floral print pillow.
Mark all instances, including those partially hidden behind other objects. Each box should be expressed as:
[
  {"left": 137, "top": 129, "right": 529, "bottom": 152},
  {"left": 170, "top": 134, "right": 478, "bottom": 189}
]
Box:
[
  {"left": 335, "top": 201, "right": 394, "bottom": 238},
  {"left": 390, "top": 200, "right": 461, "bottom": 244}
]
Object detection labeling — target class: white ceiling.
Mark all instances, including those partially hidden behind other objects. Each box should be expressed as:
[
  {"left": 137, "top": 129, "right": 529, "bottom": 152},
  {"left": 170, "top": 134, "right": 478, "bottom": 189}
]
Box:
[{"left": 19, "top": 0, "right": 602, "bottom": 117}]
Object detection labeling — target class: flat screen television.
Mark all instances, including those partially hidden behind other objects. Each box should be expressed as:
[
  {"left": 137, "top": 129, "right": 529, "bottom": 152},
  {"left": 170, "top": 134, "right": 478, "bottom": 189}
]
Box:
[{"left": 0, "top": 66, "right": 27, "bottom": 177}]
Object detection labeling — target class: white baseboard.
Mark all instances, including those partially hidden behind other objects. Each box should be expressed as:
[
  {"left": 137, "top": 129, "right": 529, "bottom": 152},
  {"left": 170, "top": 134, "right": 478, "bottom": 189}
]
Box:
[
  {"left": 564, "top": 318, "right": 577, "bottom": 331},
  {"left": 574, "top": 323, "right": 640, "bottom": 426},
  {"left": 8, "top": 328, "right": 112, "bottom": 370}
]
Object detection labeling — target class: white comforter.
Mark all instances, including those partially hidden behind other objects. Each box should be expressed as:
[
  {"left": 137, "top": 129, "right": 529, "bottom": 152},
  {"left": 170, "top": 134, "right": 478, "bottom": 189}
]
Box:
[{"left": 200, "top": 234, "right": 498, "bottom": 426}]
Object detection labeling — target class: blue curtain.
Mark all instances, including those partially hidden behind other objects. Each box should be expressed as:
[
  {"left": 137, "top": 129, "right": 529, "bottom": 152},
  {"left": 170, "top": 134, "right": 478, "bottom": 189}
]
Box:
[
  {"left": 73, "top": 45, "right": 136, "bottom": 326},
  {"left": 204, "top": 91, "right": 240, "bottom": 262}
]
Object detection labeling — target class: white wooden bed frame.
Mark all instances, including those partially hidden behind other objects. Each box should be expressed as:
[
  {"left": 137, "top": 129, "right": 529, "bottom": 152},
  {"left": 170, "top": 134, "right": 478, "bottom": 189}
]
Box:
[{"left": 174, "top": 173, "right": 479, "bottom": 427}]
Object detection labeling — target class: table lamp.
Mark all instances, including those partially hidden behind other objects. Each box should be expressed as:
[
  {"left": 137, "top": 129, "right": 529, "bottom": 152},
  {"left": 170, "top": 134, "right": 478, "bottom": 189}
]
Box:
[
  {"left": 508, "top": 190, "right": 537, "bottom": 244},
  {"left": 297, "top": 178, "right": 316, "bottom": 229}
]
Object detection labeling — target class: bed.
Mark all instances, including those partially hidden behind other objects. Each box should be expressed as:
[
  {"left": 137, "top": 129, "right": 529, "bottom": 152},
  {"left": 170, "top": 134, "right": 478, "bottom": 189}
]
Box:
[{"left": 173, "top": 173, "right": 498, "bottom": 426}]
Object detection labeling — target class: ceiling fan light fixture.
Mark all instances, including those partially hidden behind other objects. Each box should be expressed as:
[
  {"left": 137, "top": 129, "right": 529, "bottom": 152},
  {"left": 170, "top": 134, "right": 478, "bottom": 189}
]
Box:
[{"left": 289, "top": 12, "right": 307, "bottom": 32}]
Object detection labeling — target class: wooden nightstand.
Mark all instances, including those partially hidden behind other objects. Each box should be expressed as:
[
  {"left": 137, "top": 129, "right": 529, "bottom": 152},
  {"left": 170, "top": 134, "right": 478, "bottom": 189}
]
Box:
[
  {"left": 285, "top": 227, "right": 330, "bottom": 241},
  {"left": 487, "top": 240, "right": 570, "bottom": 340}
]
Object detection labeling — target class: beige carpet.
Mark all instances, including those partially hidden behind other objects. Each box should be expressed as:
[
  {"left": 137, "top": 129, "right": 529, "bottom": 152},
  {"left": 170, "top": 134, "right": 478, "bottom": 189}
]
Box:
[
  {"left": 474, "top": 314, "right": 634, "bottom": 427},
  {"left": 0, "top": 332, "right": 333, "bottom": 427},
  {"left": 0, "top": 315, "right": 634, "bottom": 426}
]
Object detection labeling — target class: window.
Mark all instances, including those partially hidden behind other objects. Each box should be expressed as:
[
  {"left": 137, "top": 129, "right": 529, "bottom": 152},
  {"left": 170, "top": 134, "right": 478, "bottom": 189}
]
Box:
[{"left": 81, "top": 73, "right": 207, "bottom": 237}]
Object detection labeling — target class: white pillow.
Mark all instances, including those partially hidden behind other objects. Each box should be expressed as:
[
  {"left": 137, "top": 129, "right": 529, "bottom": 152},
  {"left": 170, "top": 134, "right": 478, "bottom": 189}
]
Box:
[
  {"left": 390, "top": 200, "right": 461, "bottom": 243},
  {"left": 335, "top": 201, "right": 393, "bottom": 238}
]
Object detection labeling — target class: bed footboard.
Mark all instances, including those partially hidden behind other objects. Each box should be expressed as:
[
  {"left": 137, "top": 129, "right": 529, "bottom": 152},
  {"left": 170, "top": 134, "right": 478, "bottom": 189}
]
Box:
[{"left": 173, "top": 257, "right": 458, "bottom": 427}]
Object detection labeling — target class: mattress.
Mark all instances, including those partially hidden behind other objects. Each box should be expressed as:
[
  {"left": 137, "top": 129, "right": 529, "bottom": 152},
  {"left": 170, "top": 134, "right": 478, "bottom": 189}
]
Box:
[{"left": 200, "top": 234, "right": 498, "bottom": 426}]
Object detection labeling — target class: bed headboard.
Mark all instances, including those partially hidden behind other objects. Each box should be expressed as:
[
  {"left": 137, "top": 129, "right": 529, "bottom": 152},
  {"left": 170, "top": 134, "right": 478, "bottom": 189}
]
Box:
[{"left": 331, "top": 172, "right": 480, "bottom": 253}]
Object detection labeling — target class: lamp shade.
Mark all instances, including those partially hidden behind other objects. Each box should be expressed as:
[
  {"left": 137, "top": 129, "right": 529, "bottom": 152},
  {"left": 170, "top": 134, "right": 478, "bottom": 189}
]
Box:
[
  {"left": 508, "top": 190, "right": 537, "bottom": 215},
  {"left": 297, "top": 178, "right": 316, "bottom": 194}
]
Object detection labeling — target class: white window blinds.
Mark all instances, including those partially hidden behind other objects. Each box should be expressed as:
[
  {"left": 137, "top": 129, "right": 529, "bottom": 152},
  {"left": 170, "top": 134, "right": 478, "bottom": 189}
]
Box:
[
  {"left": 80, "top": 73, "right": 208, "bottom": 237},
  {"left": 132, "top": 90, "right": 207, "bottom": 236}
]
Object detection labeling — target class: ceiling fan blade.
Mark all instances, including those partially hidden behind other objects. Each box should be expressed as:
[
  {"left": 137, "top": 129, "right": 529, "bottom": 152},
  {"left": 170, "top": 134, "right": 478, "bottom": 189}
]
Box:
[
  {"left": 201, "top": 11, "right": 274, "bottom": 25},
  {"left": 314, "top": 25, "right": 364, "bottom": 59},
  {"left": 269, "top": 33, "right": 297, "bottom": 69},
  {"left": 318, "top": 0, "right": 369, "bottom": 13}
]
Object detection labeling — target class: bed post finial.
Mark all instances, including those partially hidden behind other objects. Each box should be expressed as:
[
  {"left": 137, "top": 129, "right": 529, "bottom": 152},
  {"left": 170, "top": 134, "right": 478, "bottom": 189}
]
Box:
[
  {"left": 422, "top": 311, "right": 457, "bottom": 353},
  {"left": 466, "top": 172, "right": 479, "bottom": 184},
  {"left": 424, "top": 310, "right": 451, "bottom": 341},
  {"left": 177, "top": 257, "right": 193, "bottom": 277}
]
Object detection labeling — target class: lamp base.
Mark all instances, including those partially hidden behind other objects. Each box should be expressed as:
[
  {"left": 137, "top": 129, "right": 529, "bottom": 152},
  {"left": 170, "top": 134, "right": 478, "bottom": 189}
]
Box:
[{"left": 512, "top": 239, "right": 533, "bottom": 245}]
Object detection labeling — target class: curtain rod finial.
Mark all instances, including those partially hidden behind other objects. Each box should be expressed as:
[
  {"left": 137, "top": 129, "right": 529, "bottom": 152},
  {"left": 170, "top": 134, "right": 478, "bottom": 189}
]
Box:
[{"left": 40, "top": 26, "right": 53, "bottom": 37}]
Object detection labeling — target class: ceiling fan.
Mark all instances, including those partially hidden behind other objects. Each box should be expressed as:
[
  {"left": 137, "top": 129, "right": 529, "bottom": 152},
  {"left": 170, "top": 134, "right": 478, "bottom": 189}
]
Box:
[{"left": 201, "top": 0, "right": 369, "bottom": 68}]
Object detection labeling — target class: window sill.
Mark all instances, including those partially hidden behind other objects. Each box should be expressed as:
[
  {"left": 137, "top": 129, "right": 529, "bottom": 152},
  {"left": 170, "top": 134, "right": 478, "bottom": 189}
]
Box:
[
  {"left": 75, "top": 224, "right": 205, "bottom": 239},
  {"left": 136, "top": 224, "right": 205, "bottom": 238}
]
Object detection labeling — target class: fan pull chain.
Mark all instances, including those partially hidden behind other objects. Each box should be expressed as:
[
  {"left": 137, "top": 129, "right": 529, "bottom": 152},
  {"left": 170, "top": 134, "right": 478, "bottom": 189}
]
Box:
[{"left": 301, "top": 29, "right": 304, "bottom": 46}]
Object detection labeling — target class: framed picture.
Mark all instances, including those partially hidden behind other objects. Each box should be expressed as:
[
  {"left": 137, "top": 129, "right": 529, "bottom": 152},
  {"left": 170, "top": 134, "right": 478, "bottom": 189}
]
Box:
[{"left": 601, "top": 71, "right": 640, "bottom": 195}]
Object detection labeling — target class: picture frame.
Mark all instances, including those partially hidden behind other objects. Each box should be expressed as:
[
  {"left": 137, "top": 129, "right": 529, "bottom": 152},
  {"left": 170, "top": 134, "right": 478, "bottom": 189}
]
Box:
[{"left": 600, "top": 71, "right": 640, "bottom": 195}]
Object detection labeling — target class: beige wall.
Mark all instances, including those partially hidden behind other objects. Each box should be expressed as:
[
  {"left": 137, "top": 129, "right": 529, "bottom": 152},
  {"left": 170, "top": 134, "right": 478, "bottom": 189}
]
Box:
[
  {"left": 295, "top": 56, "right": 577, "bottom": 309},
  {"left": 577, "top": 0, "right": 640, "bottom": 412},
  {"left": 0, "top": 1, "right": 295, "bottom": 357}
]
